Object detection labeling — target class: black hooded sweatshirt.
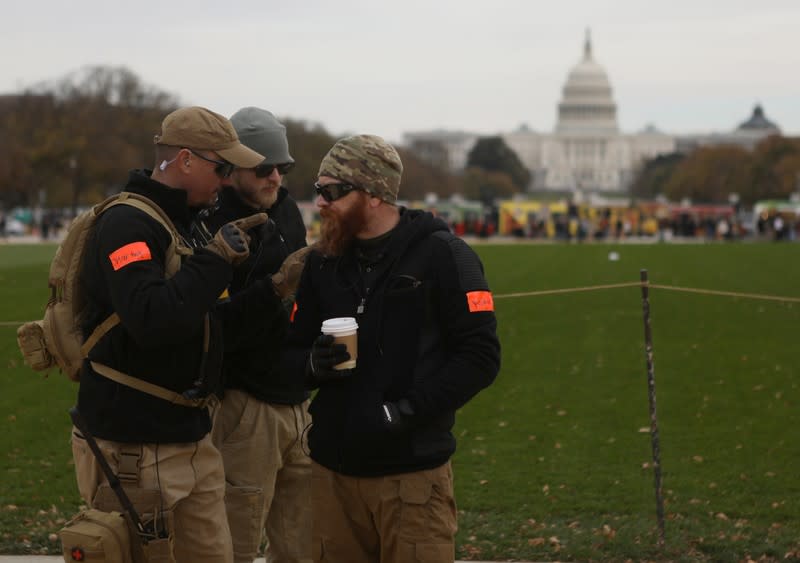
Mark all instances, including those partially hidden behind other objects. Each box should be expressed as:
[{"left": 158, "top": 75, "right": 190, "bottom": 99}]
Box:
[
  {"left": 77, "top": 170, "right": 281, "bottom": 443},
  {"left": 284, "top": 208, "right": 501, "bottom": 476},
  {"left": 195, "top": 185, "right": 308, "bottom": 404}
]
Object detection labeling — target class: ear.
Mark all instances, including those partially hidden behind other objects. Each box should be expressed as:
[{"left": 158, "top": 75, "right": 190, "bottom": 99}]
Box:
[
  {"left": 368, "top": 195, "right": 383, "bottom": 209},
  {"left": 178, "top": 148, "right": 192, "bottom": 174}
]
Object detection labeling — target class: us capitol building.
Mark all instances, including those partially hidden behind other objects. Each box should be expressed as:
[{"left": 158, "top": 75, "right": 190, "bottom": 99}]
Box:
[{"left": 404, "top": 31, "right": 781, "bottom": 196}]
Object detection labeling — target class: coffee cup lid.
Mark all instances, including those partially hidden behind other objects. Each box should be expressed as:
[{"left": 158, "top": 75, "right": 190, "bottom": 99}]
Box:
[{"left": 321, "top": 317, "right": 358, "bottom": 335}]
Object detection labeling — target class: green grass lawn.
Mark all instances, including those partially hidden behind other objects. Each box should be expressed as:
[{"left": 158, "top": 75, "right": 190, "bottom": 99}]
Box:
[{"left": 2, "top": 241, "right": 799, "bottom": 561}]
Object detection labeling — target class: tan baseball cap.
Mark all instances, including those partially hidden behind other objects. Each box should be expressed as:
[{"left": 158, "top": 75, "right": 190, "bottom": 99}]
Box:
[{"left": 154, "top": 106, "right": 264, "bottom": 168}]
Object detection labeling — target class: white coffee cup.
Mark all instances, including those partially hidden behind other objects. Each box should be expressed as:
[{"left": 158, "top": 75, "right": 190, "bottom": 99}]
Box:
[{"left": 321, "top": 317, "right": 358, "bottom": 370}]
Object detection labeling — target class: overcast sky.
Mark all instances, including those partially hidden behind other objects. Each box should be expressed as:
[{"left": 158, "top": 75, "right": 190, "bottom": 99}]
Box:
[{"left": 3, "top": 0, "right": 799, "bottom": 144}]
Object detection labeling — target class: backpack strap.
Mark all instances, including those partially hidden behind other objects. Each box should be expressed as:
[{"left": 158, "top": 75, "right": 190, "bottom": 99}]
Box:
[
  {"left": 89, "top": 361, "right": 213, "bottom": 409},
  {"left": 79, "top": 313, "right": 121, "bottom": 357},
  {"left": 82, "top": 193, "right": 212, "bottom": 409},
  {"left": 80, "top": 193, "right": 194, "bottom": 356},
  {"left": 107, "top": 192, "right": 194, "bottom": 274}
]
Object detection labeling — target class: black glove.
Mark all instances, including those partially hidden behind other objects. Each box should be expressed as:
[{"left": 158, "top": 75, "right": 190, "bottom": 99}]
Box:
[
  {"left": 307, "top": 334, "right": 352, "bottom": 386},
  {"left": 256, "top": 217, "right": 277, "bottom": 245},
  {"left": 380, "top": 398, "right": 416, "bottom": 433}
]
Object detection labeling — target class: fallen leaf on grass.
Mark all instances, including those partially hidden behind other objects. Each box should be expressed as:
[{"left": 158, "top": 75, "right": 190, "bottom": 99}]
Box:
[
  {"left": 598, "top": 524, "right": 616, "bottom": 539},
  {"left": 528, "top": 537, "right": 546, "bottom": 547},
  {"left": 692, "top": 455, "right": 704, "bottom": 463},
  {"left": 715, "top": 513, "right": 729, "bottom": 520}
]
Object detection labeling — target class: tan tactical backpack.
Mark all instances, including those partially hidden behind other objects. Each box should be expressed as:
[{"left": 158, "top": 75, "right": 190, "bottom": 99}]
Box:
[{"left": 16, "top": 192, "right": 207, "bottom": 407}]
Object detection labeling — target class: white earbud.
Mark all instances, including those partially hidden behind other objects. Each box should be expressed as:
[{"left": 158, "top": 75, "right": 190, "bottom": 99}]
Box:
[{"left": 159, "top": 156, "right": 179, "bottom": 171}]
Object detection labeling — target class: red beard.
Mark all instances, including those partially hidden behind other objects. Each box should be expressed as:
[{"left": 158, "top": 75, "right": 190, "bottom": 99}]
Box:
[{"left": 318, "top": 197, "right": 369, "bottom": 256}]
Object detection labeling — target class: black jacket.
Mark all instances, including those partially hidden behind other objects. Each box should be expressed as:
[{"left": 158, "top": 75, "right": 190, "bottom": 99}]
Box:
[
  {"left": 197, "top": 186, "right": 308, "bottom": 404},
  {"left": 284, "top": 208, "right": 501, "bottom": 476},
  {"left": 77, "top": 171, "right": 280, "bottom": 443}
]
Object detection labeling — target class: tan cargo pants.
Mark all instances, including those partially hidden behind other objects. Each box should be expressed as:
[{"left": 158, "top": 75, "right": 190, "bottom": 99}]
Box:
[
  {"left": 71, "top": 430, "right": 233, "bottom": 563},
  {"left": 212, "top": 389, "right": 312, "bottom": 563},
  {"left": 311, "top": 461, "right": 457, "bottom": 563}
]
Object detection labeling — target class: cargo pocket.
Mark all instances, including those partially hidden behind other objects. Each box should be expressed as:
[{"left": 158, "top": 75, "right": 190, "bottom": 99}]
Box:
[
  {"left": 224, "top": 484, "right": 264, "bottom": 557},
  {"left": 71, "top": 431, "right": 99, "bottom": 505},
  {"left": 397, "top": 477, "right": 433, "bottom": 539}
]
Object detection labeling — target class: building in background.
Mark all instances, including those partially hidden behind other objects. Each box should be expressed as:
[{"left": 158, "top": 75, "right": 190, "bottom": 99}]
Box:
[
  {"left": 675, "top": 104, "right": 781, "bottom": 153},
  {"left": 404, "top": 31, "right": 782, "bottom": 198}
]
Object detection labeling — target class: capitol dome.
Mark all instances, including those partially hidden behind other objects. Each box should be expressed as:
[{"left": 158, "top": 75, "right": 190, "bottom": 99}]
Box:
[{"left": 556, "top": 30, "right": 619, "bottom": 134}]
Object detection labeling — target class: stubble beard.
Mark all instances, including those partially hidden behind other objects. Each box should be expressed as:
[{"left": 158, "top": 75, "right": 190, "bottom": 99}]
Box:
[{"left": 241, "top": 181, "right": 279, "bottom": 210}]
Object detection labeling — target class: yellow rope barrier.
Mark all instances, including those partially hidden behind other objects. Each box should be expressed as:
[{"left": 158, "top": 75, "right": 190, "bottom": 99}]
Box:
[
  {"left": 494, "top": 282, "right": 800, "bottom": 304},
  {"left": 493, "top": 281, "right": 641, "bottom": 299},
  {"left": 648, "top": 284, "right": 800, "bottom": 304},
  {"left": 1, "top": 282, "right": 797, "bottom": 327}
]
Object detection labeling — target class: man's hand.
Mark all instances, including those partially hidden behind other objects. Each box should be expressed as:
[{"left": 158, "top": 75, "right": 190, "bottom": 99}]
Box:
[
  {"left": 307, "top": 334, "right": 352, "bottom": 387},
  {"left": 205, "top": 213, "right": 268, "bottom": 266},
  {"left": 272, "top": 246, "right": 314, "bottom": 299},
  {"left": 380, "top": 398, "right": 416, "bottom": 433}
]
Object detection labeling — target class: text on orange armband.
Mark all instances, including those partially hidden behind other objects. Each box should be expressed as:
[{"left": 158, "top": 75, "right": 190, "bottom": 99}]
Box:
[
  {"left": 109, "top": 242, "right": 152, "bottom": 271},
  {"left": 466, "top": 290, "right": 494, "bottom": 312}
]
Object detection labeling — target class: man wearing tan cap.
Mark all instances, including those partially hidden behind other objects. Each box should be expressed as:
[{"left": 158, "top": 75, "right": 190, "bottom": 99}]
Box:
[
  {"left": 283, "top": 135, "right": 501, "bottom": 563},
  {"left": 72, "top": 106, "right": 272, "bottom": 562}
]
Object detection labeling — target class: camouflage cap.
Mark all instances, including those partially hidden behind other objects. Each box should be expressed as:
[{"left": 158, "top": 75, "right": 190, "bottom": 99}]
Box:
[{"left": 317, "top": 135, "right": 403, "bottom": 204}]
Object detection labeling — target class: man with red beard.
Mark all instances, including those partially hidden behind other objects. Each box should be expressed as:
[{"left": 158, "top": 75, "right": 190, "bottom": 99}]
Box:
[
  {"left": 194, "top": 107, "right": 312, "bottom": 563},
  {"left": 284, "top": 135, "right": 501, "bottom": 563}
]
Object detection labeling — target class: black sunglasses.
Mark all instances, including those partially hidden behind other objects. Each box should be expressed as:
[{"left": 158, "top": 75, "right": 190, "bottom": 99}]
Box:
[
  {"left": 188, "top": 149, "right": 235, "bottom": 178},
  {"left": 254, "top": 162, "right": 294, "bottom": 178},
  {"left": 314, "top": 182, "right": 360, "bottom": 202}
]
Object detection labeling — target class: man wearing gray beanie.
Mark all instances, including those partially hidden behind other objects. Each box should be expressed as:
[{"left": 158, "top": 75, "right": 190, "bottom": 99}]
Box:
[
  {"left": 283, "top": 134, "right": 501, "bottom": 562},
  {"left": 193, "top": 107, "right": 312, "bottom": 563}
]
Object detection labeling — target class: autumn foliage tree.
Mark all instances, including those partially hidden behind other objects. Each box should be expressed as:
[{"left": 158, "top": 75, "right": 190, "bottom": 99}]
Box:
[
  {"left": 631, "top": 135, "right": 800, "bottom": 205},
  {"left": 662, "top": 145, "right": 754, "bottom": 204},
  {"left": 395, "top": 148, "right": 461, "bottom": 201},
  {"left": 282, "top": 122, "right": 461, "bottom": 203},
  {"left": 0, "top": 65, "right": 179, "bottom": 211},
  {"left": 748, "top": 136, "right": 800, "bottom": 202}
]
